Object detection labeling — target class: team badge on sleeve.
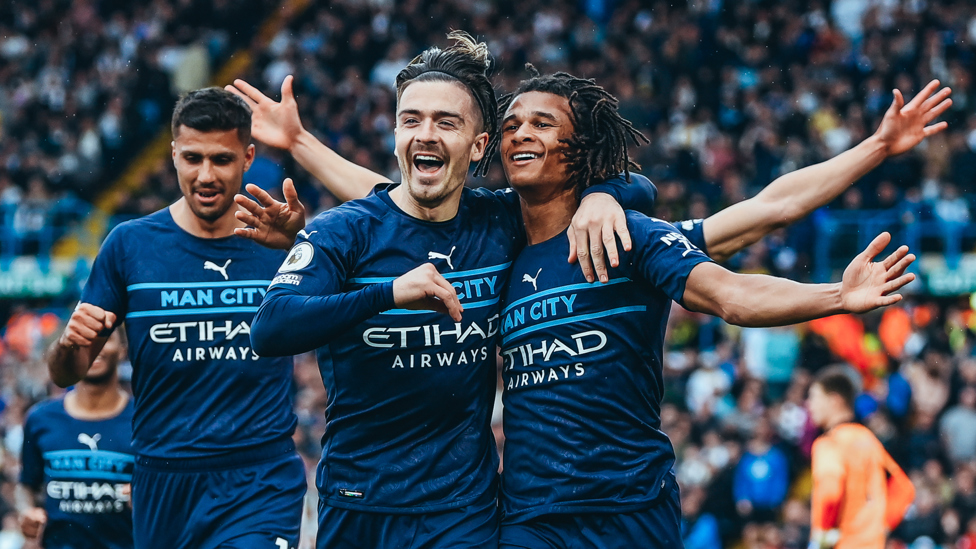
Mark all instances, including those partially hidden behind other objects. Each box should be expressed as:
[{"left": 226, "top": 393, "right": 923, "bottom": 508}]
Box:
[{"left": 279, "top": 242, "right": 314, "bottom": 273}]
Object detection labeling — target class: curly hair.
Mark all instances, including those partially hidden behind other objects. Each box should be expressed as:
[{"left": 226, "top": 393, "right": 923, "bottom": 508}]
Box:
[
  {"left": 396, "top": 31, "right": 498, "bottom": 177},
  {"left": 492, "top": 65, "right": 649, "bottom": 193}
]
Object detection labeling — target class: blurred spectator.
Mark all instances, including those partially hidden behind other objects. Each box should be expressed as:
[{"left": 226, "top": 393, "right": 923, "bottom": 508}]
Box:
[
  {"left": 734, "top": 418, "right": 790, "bottom": 524},
  {"left": 682, "top": 485, "right": 721, "bottom": 549},
  {"left": 941, "top": 386, "right": 976, "bottom": 464},
  {"left": 686, "top": 350, "right": 732, "bottom": 417}
]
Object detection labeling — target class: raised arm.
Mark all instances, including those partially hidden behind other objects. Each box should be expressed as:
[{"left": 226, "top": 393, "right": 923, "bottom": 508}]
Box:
[
  {"left": 703, "top": 79, "right": 951, "bottom": 262},
  {"left": 683, "top": 233, "right": 915, "bottom": 326},
  {"left": 226, "top": 75, "right": 388, "bottom": 202},
  {"left": 47, "top": 303, "right": 115, "bottom": 387}
]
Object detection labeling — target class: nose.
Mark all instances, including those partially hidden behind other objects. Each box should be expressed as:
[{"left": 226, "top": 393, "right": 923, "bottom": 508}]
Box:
[
  {"left": 197, "top": 160, "right": 216, "bottom": 183},
  {"left": 511, "top": 122, "right": 532, "bottom": 143},
  {"left": 415, "top": 119, "right": 437, "bottom": 143}
]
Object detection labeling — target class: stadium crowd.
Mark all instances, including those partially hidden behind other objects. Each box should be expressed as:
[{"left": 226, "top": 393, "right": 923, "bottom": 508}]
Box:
[
  {"left": 3, "top": 0, "right": 976, "bottom": 547},
  {"left": 0, "top": 0, "right": 272, "bottom": 255}
]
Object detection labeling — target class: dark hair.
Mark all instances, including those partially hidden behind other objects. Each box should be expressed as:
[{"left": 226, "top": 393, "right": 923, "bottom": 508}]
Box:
[
  {"left": 172, "top": 87, "right": 252, "bottom": 145},
  {"left": 396, "top": 31, "right": 498, "bottom": 177},
  {"left": 493, "top": 65, "right": 649, "bottom": 194},
  {"left": 813, "top": 366, "right": 857, "bottom": 411}
]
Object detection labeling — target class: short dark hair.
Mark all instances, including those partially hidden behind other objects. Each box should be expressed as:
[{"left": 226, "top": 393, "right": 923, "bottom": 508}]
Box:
[
  {"left": 171, "top": 87, "right": 252, "bottom": 145},
  {"left": 813, "top": 366, "right": 857, "bottom": 411},
  {"left": 395, "top": 31, "right": 498, "bottom": 177},
  {"left": 492, "top": 65, "right": 650, "bottom": 196}
]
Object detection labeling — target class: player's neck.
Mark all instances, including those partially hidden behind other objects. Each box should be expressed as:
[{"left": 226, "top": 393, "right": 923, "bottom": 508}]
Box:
[
  {"left": 518, "top": 185, "right": 577, "bottom": 245},
  {"left": 170, "top": 198, "right": 243, "bottom": 239},
  {"left": 825, "top": 410, "right": 855, "bottom": 431},
  {"left": 389, "top": 184, "right": 462, "bottom": 222},
  {"left": 65, "top": 381, "right": 128, "bottom": 420}
]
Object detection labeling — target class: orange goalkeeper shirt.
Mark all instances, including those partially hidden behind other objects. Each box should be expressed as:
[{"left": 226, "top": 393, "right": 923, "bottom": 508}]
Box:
[{"left": 811, "top": 423, "right": 915, "bottom": 549}]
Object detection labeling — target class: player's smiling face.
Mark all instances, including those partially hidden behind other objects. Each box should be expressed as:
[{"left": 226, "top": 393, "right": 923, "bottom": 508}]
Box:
[
  {"left": 394, "top": 80, "right": 488, "bottom": 207},
  {"left": 500, "top": 91, "right": 574, "bottom": 195},
  {"left": 172, "top": 126, "right": 255, "bottom": 223}
]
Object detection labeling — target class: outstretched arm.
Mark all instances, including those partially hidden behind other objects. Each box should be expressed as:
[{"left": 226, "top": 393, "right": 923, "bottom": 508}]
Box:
[
  {"left": 226, "top": 75, "right": 388, "bottom": 202},
  {"left": 683, "top": 233, "right": 915, "bottom": 326},
  {"left": 703, "top": 79, "right": 951, "bottom": 262}
]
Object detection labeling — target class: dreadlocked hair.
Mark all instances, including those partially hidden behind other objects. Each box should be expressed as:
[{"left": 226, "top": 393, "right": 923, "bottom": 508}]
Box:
[
  {"left": 492, "top": 64, "right": 650, "bottom": 194},
  {"left": 395, "top": 31, "right": 498, "bottom": 178}
]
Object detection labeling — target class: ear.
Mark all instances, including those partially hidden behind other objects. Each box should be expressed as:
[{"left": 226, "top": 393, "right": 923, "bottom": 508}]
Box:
[
  {"left": 393, "top": 127, "right": 399, "bottom": 158},
  {"left": 242, "top": 144, "right": 256, "bottom": 172},
  {"left": 171, "top": 141, "right": 177, "bottom": 164},
  {"left": 469, "top": 131, "right": 489, "bottom": 163}
]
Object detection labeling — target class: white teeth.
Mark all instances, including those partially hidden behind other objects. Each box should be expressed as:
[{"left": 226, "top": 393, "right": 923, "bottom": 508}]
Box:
[
  {"left": 415, "top": 155, "right": 441, "bottom": 162},
  {"left": 513, "top": 153, "right": 538, "bottom": 161}
]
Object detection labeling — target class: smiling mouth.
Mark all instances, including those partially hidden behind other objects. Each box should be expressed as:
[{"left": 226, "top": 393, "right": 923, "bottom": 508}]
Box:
[
  {"left": 413, "top": 154, "right": 445, "bottom": 174},
  {"left": 510, "top": 152, "right": 541, "bottom": 165}
]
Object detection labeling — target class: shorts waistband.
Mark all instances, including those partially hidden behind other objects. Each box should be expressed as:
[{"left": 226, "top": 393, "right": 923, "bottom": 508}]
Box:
[{"left": 135, "top": 438, "right": 296, "bottom": 472}]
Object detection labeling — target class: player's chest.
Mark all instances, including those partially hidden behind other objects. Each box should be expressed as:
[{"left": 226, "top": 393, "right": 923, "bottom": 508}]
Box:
[
  {"left": 351, "top": 228, "right": 516, "bottom": 307},
  {"left": 500, "top": 252, "right": 642, "bottom": 346},
  {"left": 123, "top": 245, "right": 285, "bottom": 319},
  {"left": 39, "top": 419, "right": 134, "bottom": 474}
]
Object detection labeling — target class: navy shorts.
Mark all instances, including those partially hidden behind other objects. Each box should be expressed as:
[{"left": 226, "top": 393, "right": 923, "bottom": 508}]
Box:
[
  {"left": 132, "top": 439, "right": 306, "bottom": 549},
  {"left": 316, "top": 492, "right": 498, "bottom": 549},
  {"left": 498, "top": 476, "right": 682, "bottom": 549}
]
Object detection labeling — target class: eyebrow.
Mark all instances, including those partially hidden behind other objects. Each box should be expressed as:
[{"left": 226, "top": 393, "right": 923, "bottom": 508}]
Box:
[
  {"left": 398, "top": 109, "right": 466, "bottom": 123},
  {"left": 180, "top": 150, "right": 236, "bottom": 158},
  {"left": 503, "top": 111, "right": 559, "bottom": 123}
]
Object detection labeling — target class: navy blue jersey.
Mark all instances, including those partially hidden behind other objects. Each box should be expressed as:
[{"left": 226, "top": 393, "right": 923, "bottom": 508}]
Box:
[
  {"left": 252, "top": 177, "right": 656, "bottom": 514},
  {"left": 498, "top": 212, "right": 712, "bottom": 522},
  {"left": 253, "top": 186, "right": 522, "bottom": 513},
  {"left": 80, "top": 209, "right": 296, "bottom": 458},
  {"left": 21, "top": 397, "right": 135, "bottom": 549},
  {"left": 674, "top": 218, "right": 707, "bottom": 254}
]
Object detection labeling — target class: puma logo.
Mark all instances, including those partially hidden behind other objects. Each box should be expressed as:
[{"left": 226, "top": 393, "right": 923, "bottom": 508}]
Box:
[
  {"left": 204, "top": 259, "right": 232, "bottom": 280},
  {"left": 78, "top": 433, "right": 101, "bottom": 451},
  {"left": 298, "top": 229, "right": 318, "bottom": 239},
  {"left": 428, "top": 246, "right": 456, "bottom": 270},
  {"left": 522, "top": 268, "right": 542, "bottom": 292}
]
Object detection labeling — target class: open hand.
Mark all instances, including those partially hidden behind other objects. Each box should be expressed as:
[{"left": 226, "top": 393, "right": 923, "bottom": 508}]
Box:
[
  {"left": 567, "top": 193, "right": 632, "bottom": 283},
  {"left": 226, "top": 75, "right": 305, "bottom": 151},
  {"left": 876, "top": 79, "right": 952, "bottom": 157},
  {"left": 234, "top": 179, "right": 306, "bottom": 250},
  {"left": 392, "top": 263, "right": 463, "bottom": 322},
  {"left": 841, "top": 232, "right": 916, "bottom": 314}
]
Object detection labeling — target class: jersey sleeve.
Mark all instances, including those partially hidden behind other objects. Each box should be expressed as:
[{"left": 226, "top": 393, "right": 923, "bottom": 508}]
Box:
[
  {"left": 582, "top": 173, "right": 658, "bottom": 215},
  {"left": 672, "top": 219, "right": 708, "bottom": 257},
  {"left": 811, "top": 436, "right": 846, "bottom": 530},
  {"left": 250, "top": 212, "right": 396, "bottom": 357},
  {"left": 19, "top": 409, "right": 44, "bottom": 490},
  {"left": 627, "top": 213, "right": 713, "bottom": 305},
  {"left": 80, "top": 224, "right": 128, "bottom": 320}
]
